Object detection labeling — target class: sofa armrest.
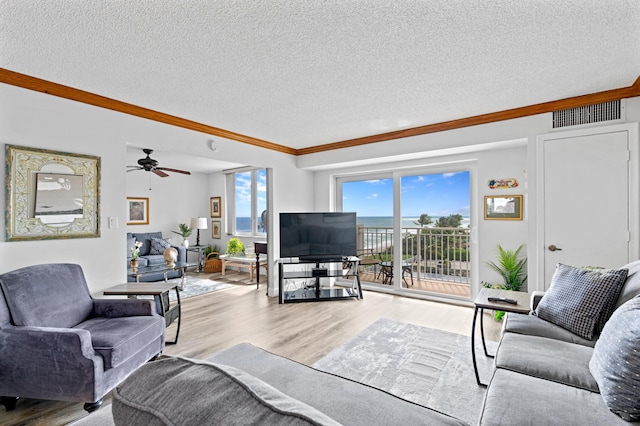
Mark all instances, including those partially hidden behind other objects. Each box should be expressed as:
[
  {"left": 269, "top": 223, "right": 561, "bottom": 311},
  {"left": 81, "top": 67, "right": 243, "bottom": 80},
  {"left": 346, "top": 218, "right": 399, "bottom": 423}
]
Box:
[
  {"left": 92, "top": 298, "right": 155, "bottom": 318},
  {"left": 173, "top": 245, "right": 187, "bottom": 262},
  {"left": 530, "top": 291, "right": 546, "bottom": 310}
]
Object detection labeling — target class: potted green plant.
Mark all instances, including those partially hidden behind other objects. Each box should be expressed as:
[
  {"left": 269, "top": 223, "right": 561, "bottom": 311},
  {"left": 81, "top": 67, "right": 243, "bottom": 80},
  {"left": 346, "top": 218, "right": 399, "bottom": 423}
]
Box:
[
  {"left": 226, "top": 238, "right": 244, "bottom": 255},
  {"left": 484, "top": 244, "right": 527, "bottom": 321},
  {"left": 171, "top": 223, "right": 193, "bottom": 247}
]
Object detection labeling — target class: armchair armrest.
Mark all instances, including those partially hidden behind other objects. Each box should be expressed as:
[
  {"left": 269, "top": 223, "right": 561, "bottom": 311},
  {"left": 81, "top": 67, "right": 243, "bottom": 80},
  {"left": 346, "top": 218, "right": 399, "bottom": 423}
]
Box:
[
  {"left": 0, "top": 326, "right": 102, "bottom": 398},
  {"left": 93, "top": 298, "right": 155, "bottom": 318},
  {"left": 530, "top": 291, "right": 546, "bottom": 311}
]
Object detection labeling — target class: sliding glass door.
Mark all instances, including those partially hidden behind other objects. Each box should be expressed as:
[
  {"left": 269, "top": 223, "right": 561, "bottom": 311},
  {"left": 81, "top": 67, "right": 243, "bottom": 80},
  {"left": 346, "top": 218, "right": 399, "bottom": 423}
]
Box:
[{"left": 338, "top": 168, "right": 471, "bottom": 300}]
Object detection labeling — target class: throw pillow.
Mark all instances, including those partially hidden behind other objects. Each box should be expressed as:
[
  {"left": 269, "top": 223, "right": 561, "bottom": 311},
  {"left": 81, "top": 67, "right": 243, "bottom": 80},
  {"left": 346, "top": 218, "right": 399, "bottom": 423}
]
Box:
[
  {"left": 149, "top": 237, "right": 171, "bottom": 255},
  {"left": 589, "top": 295, "right": 640, "bottom": 421},
  {"left": 534, "top": 263, "right": 628, "bottom": 340}
]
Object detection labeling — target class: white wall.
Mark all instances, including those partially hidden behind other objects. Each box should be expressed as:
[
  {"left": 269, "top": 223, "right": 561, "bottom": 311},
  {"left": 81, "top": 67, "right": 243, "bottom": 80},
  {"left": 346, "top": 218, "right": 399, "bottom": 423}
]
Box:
[
  {"left": 0, "top": 83, "right": 314, "bottom": 297},
  {"left": 308, "top": 99, "right": 640, "bottom": 298}
]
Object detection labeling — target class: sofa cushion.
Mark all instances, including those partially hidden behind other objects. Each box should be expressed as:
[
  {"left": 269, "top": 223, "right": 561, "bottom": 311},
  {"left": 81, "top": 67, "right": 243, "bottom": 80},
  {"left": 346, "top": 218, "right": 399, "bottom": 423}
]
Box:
[
  {"left": 534, "top": 263, "right": 627, "bottom": 340},
  {"left": 143, "top": 255, "right": 165, "bottom": 266},
  {"left": 479, "top": 369, "right": 631, "bottom": 426},
  {"left": 495, "top": 332, "right": 598, "bottom": 392},
  {"left": 589, "top": 296, "right": 640, "bottom": 422},
  {"left": 112, "top": 356, "right": 342, "bottom": 426},
  {"left": 75, "top": 315, "right": 165, "bottom": 369},
  {"left": 503, "top": 312, "right": 596, "bottom": 347},
  {"left": 149, "top": 237, "right": 170, "bottom": 255},
  {"left": 0, "top": 263, "right": 93, "bottom": 328}
]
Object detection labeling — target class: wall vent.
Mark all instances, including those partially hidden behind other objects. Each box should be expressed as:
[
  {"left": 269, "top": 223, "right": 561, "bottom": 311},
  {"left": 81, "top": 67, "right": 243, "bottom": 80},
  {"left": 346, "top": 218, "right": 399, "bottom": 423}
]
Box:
[{"left": 552, "top": 100, "right": 623, "bottom": 129}]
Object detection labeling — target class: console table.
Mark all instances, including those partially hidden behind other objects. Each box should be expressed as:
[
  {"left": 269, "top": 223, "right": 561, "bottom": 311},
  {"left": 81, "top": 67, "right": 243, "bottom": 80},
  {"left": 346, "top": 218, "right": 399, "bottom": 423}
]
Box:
[
  {"left": 221, "top": 254, "right": 267, "bottom": 284},
  {"left": 279, "top": 257, "right": 362, "bottom": 304},
  {"left": 471, "top": 287, "right": 530, "bottom": 386},
  {"left": 103, "top": 282, "right": 181, "bottom": 344}
]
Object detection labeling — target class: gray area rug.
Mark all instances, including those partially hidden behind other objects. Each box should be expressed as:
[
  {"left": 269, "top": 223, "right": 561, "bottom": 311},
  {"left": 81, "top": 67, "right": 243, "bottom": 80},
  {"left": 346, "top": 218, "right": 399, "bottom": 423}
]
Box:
[
  {"left": 312, "top": 318, "right": 497, "bottom": 425},
  {"left": 165, "top": 276, "right": 233, "bottom": 300}
]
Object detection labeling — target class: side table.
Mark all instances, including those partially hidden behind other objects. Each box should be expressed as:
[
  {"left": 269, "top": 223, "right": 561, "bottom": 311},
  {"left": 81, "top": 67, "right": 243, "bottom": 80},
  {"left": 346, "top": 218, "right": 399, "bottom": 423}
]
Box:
[
  {"left": 103, "top": 282, "right": 181, "bottom": 345},
  {"left": 471, "top": 287, "right": 530, "bottom": 386}
]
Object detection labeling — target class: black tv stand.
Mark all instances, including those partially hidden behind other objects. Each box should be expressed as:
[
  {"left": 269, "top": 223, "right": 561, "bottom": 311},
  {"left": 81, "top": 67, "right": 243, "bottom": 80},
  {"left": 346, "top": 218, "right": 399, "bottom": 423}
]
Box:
[{"left": 278, "top": 257, "right": 362, "bottom": 304}]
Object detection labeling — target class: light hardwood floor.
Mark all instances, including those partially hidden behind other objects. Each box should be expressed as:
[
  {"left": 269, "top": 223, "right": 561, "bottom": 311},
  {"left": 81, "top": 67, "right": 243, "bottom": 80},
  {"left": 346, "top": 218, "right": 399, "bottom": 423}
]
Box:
[{"left": 2, "top": 272, "right": 502, "bottom": 426}]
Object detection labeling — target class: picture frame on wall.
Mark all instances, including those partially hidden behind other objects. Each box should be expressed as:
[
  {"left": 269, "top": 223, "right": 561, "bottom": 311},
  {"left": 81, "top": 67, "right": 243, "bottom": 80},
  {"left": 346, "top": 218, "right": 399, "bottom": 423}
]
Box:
[
  {"left": 484, "top": 195, "right": 523, "bottom": 220},
  {"left": 210, "top": 196, "right": 221, "bottom": 218},
  {"left": 211, "top": 220, "right": 221, "bottom": 239},
  {"left": 127, "top": 197, "right": 149, "bottom": 225}
]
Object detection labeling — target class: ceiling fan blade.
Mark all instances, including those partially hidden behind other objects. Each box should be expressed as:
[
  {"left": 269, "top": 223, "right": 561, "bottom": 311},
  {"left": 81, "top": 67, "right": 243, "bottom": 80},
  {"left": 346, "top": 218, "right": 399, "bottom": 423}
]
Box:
[
  {"left": 127, "top": 166, "right": 143, "bottom": 172},
  {"left": 157, "top": 167, "right": 191, "bottom": 175},
  {"left": 153, "top": 169, "right": 169, "bottom": 178}
]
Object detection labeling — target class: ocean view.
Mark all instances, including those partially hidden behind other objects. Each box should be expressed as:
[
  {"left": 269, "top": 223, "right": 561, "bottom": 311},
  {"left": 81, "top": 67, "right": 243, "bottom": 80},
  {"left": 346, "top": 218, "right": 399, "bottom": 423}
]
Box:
[
  {"left": 357, "top": 216, "right": 471, "bottom": 229},
  {"left": 236, "top": 215, "right": 471, "bottom": 233}
]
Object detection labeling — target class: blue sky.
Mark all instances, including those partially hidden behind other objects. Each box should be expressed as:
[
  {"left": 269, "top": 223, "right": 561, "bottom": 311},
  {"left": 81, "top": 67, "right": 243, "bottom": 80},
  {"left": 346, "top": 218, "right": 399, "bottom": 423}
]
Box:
[{"left": 342, "top": 171, "right": 470, "bottom": 217}]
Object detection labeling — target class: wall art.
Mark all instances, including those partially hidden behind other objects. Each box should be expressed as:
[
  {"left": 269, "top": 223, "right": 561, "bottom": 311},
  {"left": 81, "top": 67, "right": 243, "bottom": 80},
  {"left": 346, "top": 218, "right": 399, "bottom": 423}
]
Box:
[{"left": 5, "top": 144, "right": 101, "bottom": 241}]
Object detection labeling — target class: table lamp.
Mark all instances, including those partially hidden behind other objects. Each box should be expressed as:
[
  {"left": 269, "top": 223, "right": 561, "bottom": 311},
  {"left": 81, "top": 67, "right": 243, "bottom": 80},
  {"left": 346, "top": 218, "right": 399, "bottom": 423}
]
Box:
[{"left": 190, "top": 217, "right": 208, "bottom": 246}]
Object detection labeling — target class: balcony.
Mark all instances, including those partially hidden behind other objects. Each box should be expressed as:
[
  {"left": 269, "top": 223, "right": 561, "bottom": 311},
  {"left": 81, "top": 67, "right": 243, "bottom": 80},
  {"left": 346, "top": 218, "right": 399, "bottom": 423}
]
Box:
[{"left": 357, "top": 224, "right": 471, "bottom": 298}]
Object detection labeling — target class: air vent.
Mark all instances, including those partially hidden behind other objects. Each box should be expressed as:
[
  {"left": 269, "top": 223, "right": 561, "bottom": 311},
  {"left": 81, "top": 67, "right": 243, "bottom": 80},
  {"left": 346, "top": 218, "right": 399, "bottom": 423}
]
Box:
[{"left": 552, "top": 100, "right": 623, "bottom": 129}]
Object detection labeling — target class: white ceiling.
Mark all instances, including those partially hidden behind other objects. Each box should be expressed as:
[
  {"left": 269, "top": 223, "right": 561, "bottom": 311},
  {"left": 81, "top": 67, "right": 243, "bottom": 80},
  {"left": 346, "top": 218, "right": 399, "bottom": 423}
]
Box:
[{"left": 1, "top": 1, "right": 639, "bottom": 152}]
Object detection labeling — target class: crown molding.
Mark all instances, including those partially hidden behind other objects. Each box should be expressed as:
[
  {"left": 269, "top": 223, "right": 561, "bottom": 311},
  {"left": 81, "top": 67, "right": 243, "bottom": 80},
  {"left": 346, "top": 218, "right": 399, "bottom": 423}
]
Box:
[
  {"left": 297, "top": 77, "right": 640, "bottom": 155},
  {"left": 0, "top": 68, "right": 296, "bottom": 155},
  {"left": 2, "top": 67, "right": 639, "bottom": 157}
]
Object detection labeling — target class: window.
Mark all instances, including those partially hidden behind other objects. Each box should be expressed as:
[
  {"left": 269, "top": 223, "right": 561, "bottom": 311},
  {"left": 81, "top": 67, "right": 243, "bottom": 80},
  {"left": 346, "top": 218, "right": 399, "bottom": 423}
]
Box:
[{"left": 228, "top": 168, "right": 267, "bottom": 236}]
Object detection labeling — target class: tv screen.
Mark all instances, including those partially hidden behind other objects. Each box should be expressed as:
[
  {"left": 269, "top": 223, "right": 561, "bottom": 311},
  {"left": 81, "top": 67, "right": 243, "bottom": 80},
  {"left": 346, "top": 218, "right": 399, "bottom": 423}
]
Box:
[{"left": 280, "top": 212, "right": 357, "bottom": 260}]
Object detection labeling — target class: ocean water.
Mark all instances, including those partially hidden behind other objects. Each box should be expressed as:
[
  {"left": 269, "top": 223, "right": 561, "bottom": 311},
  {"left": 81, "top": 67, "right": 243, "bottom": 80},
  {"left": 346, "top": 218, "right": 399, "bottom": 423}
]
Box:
[
  {"left": 238, "top": 215, "right": 471, "bottom": 232},
  {"left": 358, "top": 216, "right": 471, "bottom": 229}
]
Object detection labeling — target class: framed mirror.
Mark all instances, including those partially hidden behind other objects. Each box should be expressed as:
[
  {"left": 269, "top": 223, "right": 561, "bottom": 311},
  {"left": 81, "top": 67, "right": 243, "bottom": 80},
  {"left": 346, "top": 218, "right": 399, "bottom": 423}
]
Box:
[{"left": 5, "top": 144, "right": 101, "bottom": 241}]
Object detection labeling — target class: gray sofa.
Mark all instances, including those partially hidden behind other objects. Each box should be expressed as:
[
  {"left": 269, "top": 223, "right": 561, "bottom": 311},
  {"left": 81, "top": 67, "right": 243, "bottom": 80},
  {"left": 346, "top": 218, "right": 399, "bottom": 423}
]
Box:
[
  {"left": 75, "top": 260, "right": 640, "bottom": 425},
  {"left": 478, "top": 260, "right": 640, "bottom": 425},
  {"left": 0, "top": 263, "right": 165, "bottom": 412},
  {"left": 109, "top": 344, "right": 467, "bottom": 425},
  {"left": 127, "top": 232, "right": 186, "bottom": 282}
]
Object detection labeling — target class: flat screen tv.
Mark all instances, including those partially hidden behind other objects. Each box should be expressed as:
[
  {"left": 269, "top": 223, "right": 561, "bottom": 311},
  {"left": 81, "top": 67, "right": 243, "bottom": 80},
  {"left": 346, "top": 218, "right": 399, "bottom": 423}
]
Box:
[{"left": 280, "top": 212, "right": 357, "bottom": 261}]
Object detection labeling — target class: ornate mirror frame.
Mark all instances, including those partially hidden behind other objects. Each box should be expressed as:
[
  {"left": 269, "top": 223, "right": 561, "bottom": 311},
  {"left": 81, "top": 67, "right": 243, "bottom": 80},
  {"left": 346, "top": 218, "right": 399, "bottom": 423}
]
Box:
[{"left": 5, "top": 144, "right": 101, "bottom": 241}]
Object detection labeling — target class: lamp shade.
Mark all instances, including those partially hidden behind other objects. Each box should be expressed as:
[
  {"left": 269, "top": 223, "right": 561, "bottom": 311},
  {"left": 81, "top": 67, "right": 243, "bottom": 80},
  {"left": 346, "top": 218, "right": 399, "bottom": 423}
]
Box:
[{"left": 190, "top": 217, "right": 208, "bottom": 230}]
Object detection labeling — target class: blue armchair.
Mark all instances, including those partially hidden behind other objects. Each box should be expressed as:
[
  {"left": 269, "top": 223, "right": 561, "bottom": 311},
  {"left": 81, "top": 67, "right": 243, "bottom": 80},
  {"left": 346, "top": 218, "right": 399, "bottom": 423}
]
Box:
[{"left": 0, "top": 263, "right": 165, "bottom": 412}]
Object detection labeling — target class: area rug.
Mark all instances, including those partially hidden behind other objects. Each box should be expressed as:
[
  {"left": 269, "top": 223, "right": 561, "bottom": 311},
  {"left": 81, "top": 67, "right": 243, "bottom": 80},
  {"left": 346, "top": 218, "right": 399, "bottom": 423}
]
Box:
[
  {"left": 312, "top": 318, "right": 497, "bottom": 425},
  {"left": 165, "top": 276, "right": 233, "bottom": 300}
]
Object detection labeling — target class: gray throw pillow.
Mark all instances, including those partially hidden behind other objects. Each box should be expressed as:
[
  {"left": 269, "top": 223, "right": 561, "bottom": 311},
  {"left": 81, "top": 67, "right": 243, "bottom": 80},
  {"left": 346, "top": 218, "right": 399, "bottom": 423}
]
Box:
[
  {"left": 589, "top": 295, "right": 640, "bottom": 421},
  {"left": 149, "top": 237, "right": 170, "bottom": 255},
  {"left": 535, "top": 264, "right": 628, "bottom": 340}
]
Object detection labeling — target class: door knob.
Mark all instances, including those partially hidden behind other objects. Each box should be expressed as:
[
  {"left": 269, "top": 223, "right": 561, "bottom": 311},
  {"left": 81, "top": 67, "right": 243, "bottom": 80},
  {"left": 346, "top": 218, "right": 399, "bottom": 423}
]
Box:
[{"left": 548, "top": 244, "right": 562, "bottom": 252}]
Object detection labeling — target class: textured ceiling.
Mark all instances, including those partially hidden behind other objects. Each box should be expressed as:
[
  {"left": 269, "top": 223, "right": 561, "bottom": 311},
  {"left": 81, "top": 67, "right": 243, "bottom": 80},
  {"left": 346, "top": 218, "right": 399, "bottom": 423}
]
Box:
[{"left": 1, "top": 1, "right": 639, "bottom": 150}]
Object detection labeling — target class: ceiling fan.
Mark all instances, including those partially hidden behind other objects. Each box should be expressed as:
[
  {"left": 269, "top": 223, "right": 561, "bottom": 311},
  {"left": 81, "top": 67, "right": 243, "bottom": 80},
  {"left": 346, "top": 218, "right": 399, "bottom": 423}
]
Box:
[{"left": 127, "top": 148, "right": 191, "bottom": 177}]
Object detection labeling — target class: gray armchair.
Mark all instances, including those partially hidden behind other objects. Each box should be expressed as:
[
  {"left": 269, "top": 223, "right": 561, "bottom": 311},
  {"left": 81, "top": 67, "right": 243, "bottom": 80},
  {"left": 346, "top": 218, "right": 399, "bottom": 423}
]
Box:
[{"left": 0, "top": 263, "right": 165, "bottom": 412}]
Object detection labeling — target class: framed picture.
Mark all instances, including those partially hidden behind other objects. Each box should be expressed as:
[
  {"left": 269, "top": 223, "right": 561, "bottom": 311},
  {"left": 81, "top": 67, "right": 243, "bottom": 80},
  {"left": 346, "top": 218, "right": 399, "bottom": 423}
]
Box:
[
  {"left": 484, "top": 195, "right": 523, "bottom": 220},
  {"left": 127, "top": 197, "right": 149, "bottom": 225},
  {"left": 211, "top": 220, "right": 221, "bottom": 239},
  {"left": 210, "top": 196, "right": 221, "bottom": 218},
  {"left": 5, "top": 144, "right": 101, "bottom": 241}
]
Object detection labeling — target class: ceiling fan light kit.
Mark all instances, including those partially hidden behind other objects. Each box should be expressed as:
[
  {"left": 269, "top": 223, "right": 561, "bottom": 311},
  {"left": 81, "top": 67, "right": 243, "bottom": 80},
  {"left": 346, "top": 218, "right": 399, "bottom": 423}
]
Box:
[{"left": 127, "top": 148, "right": 191, "bottom": 177}]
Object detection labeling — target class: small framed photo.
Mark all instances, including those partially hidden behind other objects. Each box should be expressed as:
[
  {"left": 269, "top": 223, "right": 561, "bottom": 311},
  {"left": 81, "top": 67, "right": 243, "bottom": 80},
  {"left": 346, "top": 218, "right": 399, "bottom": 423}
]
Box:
[
  {"left": 484, "top": 195, "right": 523, "bottom": 220},
  {"left": 127, "top": 197, "right": 149, "bottom": 225},
  {"left": 211, "top": 220, "right": 221, "bottom": 239},
  {"left": 210, "top": 196, "right": 222, "bottom": 218}
]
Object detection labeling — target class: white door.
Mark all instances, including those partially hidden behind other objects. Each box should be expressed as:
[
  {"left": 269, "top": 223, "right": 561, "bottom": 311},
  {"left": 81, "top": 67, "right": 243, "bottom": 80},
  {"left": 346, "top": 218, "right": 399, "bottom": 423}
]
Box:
[{"left": 542, "top": 130, "right": 630, "bottom": 287}]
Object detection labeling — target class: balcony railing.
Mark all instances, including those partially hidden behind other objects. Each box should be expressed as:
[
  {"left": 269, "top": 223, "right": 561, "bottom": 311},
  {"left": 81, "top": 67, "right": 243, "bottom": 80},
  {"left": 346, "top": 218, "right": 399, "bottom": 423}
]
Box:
[{"left": 356, "top": 224, "right": 470, "bottom": 288}]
